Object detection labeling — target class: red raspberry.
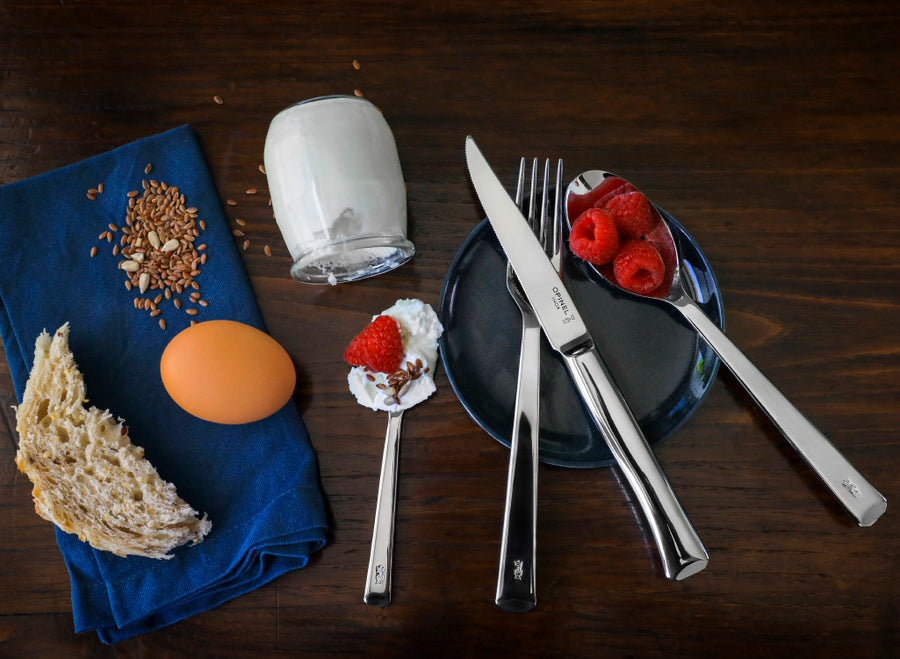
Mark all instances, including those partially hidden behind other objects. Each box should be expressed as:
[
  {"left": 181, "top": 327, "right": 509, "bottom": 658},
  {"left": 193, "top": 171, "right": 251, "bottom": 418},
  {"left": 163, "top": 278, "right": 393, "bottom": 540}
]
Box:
[
  {"left": 343, "top": 315, "right": 404, "bottom": 373},
  {"left": 569, "top": 208, "right": 620, "bottom": 265},
  {"left": 613, "top": 240, "right": 665, "bottom": 295},
  {"left": 605, "top": 191, "right": 658, "bottom": 239},
  {"left": 592, "top": 177, "right": 638, "bottom": 210}
]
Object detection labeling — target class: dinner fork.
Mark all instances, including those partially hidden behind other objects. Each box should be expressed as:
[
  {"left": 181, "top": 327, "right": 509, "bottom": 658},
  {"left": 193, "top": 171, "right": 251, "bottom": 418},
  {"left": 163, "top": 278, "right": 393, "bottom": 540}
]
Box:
[{"left": 496, "top": 158, "right": 558, "bottom": 613}]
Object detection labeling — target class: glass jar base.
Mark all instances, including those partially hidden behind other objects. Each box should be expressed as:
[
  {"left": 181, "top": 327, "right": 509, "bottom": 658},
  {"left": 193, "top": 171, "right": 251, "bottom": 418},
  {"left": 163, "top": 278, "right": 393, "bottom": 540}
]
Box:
[{"left": 289, "top": 235, "right": 415, "bottom": 285}]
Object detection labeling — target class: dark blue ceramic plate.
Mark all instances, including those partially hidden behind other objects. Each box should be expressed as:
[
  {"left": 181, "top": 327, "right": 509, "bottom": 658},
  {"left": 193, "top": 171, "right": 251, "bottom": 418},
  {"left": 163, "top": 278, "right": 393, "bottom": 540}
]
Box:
[{"left": 438, "top": 209, "right": 724, "bottom": 468}]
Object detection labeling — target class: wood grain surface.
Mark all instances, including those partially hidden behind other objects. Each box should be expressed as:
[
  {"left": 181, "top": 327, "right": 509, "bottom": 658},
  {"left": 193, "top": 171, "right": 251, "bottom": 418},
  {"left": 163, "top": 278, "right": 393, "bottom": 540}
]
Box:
[{"left": 1, "top": 1, "right": 898, "bottom": 656}]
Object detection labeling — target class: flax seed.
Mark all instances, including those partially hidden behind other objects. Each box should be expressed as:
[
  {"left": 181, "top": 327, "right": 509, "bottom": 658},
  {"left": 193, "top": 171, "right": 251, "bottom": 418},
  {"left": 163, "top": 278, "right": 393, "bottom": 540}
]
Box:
[
  {"left": 97, "top": 175, "right": 208, "bottom": 323},
  {"left": 353, "top": 59, "right": 361, "bottom": 70},
  {"left": 242, "top": 239, "right": 250, "bottom": 251},
  {"left": 235, "top": 218, "right": 246, "bottom": 227},
  {"left": 245, "top": 188, "right": 257, "bottom": 195},
  {"left": 159, "top": 318, "right": 166, "bottom": 330},
  {"left": 226, "top": 199, "right": 237, "bottom": 206},
  {"left": 354, "top": 89, "right": 363, "bottom": 97},
  {"left": 186, "top": 308, "right": 198, "bottom": 316},
  {"left": 90, "top": 246, "right": 98, "bottom": 258},
  {"left": 98, "top": 183, "right": 104, "bottom": 194},
  {"left": 144, "top": 163, "right": 152, "bottom": 175},
  {"left": 264, "top": 244, "right": 272, "bottom": 257},
  {"left": 213, "top": 95, "right": 223, "bottom": 104},
  {"left": 258, "top": 164, "right": 266, "bottom": 174},
  {"left": 232, "top": 229, "right": 245, "bottom": 237}
]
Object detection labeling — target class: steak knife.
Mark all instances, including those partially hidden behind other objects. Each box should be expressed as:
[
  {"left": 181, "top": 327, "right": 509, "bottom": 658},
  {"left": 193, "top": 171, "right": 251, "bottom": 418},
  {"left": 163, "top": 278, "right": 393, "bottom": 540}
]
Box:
[{"left": 465, "top": 136, "right": 708, "bottom": 580}]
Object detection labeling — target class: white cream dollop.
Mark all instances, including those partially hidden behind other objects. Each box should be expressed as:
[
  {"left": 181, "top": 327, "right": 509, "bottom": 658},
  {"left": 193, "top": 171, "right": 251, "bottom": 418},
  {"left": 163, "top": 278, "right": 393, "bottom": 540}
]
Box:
[{"left": 347, "top": 298, "right": 443, "bottom": 412}]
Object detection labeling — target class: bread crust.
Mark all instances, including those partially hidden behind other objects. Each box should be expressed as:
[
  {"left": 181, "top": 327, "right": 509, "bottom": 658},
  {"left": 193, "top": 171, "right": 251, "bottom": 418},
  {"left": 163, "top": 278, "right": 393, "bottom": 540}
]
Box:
[{"left": 14, "top": 323, "right": 211, "bottom": 559}]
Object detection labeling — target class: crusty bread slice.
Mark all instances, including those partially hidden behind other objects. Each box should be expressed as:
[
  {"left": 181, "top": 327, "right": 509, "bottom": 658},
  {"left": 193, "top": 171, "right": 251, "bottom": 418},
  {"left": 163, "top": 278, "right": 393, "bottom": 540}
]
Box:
[{"left": 14, "top": 323, "right": 211, "bottom": 559}]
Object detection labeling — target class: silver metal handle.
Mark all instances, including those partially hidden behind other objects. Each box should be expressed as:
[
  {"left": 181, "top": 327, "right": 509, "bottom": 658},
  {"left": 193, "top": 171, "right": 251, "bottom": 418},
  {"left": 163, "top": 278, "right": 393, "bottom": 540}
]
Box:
[
  {"left": 364, "top": 409, "right": 403, "bottom": 607},
  {"left": 565, "top": 348, "right": 709, "bottom": 580},
  {"left": 495, "top": 318, "right": 541, "bottom": 612},
  {"left": 671, "top": 292, "right": 887, "bottom": 526}
]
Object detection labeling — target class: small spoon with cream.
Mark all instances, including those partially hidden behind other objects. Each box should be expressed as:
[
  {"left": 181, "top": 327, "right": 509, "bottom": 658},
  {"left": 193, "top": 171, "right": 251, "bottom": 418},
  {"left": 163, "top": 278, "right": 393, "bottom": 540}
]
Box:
[
  {"left": 565, "top": 170, "right": 886, "bottom": 527},
  {"left": 346, "top": 299, "right": 443, "bottom": 607}
]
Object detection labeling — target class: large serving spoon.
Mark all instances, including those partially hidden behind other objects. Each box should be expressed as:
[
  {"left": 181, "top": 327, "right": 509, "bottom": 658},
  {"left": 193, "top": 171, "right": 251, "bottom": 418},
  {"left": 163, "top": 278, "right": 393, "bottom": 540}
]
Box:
[{"left": 565, "top": 170, "right": 886, "bottom": 527}]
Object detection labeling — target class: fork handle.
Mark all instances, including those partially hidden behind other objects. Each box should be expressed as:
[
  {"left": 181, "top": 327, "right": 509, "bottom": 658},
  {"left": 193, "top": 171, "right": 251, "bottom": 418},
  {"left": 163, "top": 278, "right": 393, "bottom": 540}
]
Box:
[
  {"left": 495, "top": 319, "right": 541, "bottom": 612},
  {"left": 565, "top": 348, "right": 708, "bottom": 581}
]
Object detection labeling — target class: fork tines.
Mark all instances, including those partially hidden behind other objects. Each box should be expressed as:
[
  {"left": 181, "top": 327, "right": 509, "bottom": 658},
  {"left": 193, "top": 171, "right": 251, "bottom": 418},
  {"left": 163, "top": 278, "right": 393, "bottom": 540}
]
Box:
[{"left": 515, "top": 158, "right": 564, "bottom": 262}]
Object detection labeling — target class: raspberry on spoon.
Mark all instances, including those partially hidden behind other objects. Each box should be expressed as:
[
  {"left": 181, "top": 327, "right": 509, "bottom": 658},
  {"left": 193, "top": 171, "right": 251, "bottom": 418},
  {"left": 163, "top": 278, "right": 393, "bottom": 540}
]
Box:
[
  {"left": 605, "top": 191, "right": 658, "bottom": 239},
  {"left": 592, "top": 177, "right": 638, "bottom": 210},
  {"left": 613, "top": 240, "right": 666, "bottom": 295},
  {"left": 569, "top": 208, "right": 620, "bottom": 265}
]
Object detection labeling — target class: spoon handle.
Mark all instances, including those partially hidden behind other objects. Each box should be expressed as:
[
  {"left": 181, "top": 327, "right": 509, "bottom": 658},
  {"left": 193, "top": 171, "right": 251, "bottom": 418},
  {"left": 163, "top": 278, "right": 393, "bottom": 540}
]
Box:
[
  {"left": 565, "top": 349, "right": 709, "bottom": 581},
  {"left": 671, "top": 293, "right": 887, "bottom": 526},
  {"left": 364, "top": 409, "right": 404, "bottom": 607}
]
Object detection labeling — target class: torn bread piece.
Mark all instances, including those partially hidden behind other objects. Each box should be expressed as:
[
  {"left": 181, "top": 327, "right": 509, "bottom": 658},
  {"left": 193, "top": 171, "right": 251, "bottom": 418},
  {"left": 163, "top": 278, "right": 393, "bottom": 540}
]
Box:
[{"left": 14, "top": 323, "right": 210, "bottom": 559}]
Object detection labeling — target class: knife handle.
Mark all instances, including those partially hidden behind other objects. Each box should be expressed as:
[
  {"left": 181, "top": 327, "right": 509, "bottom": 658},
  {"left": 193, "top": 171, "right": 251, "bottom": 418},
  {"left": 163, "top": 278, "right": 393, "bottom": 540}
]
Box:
[
  {"left": 671, "top": 292, "right": 887, "bottom": 526},
  {"left": 495, "top": 320, "right": 541, "bottom": 612},
  {"left": 565, "top": 348, "right": 708, "bottom": 581},
  {"left": 364, "top": 409, "right": 404, "bottom": 607}
]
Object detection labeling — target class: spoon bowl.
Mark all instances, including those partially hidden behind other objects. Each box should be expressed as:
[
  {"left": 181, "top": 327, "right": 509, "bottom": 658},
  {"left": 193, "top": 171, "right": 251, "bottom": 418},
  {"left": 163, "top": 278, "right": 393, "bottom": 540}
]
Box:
[
  {"left": 564, "top": 171, "right": 886, "bottom": 527},
  {"left": 565, "top": 170, "right": 679, "bottom": 300}
]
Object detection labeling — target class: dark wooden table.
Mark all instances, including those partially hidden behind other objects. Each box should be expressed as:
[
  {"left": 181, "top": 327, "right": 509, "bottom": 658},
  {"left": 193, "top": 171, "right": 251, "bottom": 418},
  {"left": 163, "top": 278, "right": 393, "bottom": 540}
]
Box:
[{"left": 1, "top": 1, "right": 898, "bottom": 656}]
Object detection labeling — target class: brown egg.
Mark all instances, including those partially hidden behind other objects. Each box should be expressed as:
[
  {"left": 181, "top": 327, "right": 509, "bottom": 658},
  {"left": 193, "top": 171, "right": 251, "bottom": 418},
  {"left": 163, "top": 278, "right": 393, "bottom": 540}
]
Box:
[{"left": 160, "top": 320, "right": 296, "bottom": 424}]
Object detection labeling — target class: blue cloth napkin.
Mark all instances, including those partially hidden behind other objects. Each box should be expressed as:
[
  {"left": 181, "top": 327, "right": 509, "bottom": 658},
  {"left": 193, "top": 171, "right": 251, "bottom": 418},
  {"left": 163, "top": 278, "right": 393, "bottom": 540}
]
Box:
[{"left": 0, "top": 125, "right": 328, "bottom": 643}]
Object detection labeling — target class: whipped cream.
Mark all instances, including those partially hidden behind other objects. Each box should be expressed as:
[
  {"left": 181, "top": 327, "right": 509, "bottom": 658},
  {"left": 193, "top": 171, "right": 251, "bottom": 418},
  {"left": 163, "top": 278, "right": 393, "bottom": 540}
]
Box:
[{"left": 348, "top": 298, "right": 443, "bottom": 412}]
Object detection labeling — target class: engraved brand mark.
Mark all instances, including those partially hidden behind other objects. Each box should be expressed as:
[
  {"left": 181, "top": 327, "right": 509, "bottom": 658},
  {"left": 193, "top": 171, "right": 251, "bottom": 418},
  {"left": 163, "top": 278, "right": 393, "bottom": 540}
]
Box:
[
  {"left": 513, "top": 560, "right": 525, "bottom": 581},
  {"left": 551, "top": 286, "right": 577, "bottom": 325},
  {"left": 375, "top": 564, "right": 386, "bottom": 584},
  {"left": 842, "top": 478, "right": 860, "bottom": 497}
]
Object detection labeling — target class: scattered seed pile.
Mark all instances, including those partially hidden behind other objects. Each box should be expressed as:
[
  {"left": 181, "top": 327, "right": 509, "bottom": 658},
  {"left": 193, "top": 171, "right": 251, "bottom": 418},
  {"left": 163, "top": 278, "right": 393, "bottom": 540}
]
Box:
[
  {"left": 89, "top": 164, "right": 208, "bottom": 330},
  {"left": 221, "top": 168, "right": 274, "bottom": 257}
]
